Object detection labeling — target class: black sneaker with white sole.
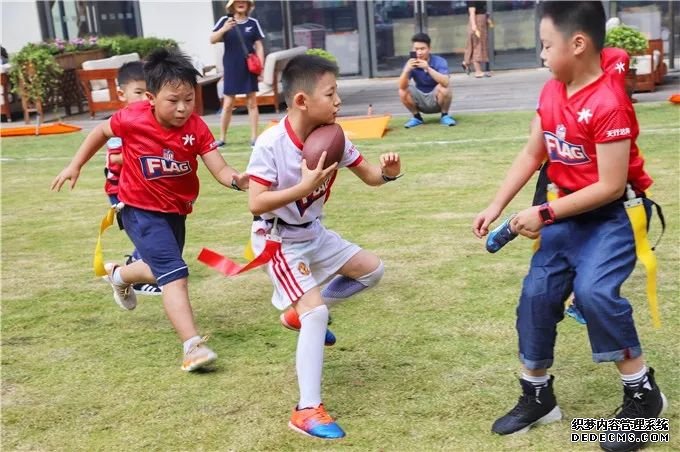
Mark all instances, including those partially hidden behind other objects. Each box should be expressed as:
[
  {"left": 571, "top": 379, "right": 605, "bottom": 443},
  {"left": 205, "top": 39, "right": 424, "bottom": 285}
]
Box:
[
  {"left": 125, "top": 255, "right": 162, "bottom": 296},
  {"left": 492, "top": 376, "right": 562, "bottom": 435},
  {"left": 133, "top": 283, "right": 162, "bottom": 296},
  {"left": 600, "top": 368, "right": 668, "bottom": 452}
]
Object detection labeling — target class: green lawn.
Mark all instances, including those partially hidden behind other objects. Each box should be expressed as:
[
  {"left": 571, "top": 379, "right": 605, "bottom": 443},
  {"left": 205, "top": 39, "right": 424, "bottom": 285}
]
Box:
[{"left": 2, "top": 104, "right": 678, "bottom": 451}]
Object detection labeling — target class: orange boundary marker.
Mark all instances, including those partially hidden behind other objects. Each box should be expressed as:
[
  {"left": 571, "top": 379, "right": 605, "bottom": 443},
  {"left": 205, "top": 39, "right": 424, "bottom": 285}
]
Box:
[
  {"left": 269, "top": 114, "right": 391, "bottom": 140},
  {"left": 1, "top": 122, "right": 82, "bottom": 138}
]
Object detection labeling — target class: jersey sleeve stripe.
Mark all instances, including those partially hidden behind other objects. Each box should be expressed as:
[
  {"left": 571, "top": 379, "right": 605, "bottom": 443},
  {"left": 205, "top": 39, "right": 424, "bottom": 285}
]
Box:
[
  {"left": 212, "top": 16, "right": 227, "bottom": 32},
  {"left": 251, "top": 18, "right": 266, "bottom": 39},
  {"left": 249, "top": 174, "right": 273, "bottom": 186},
  {"left": 347, "top": 155, "right": 364, "bottom": 167}
]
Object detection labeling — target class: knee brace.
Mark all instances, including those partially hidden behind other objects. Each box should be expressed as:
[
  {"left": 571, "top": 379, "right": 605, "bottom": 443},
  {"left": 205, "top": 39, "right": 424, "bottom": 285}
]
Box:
[
  {"left": 356, "top": 260, "right": 385, "bottom": 288},
  {"left": 322, "top": 260, "right": 384, "bottom": 306}
]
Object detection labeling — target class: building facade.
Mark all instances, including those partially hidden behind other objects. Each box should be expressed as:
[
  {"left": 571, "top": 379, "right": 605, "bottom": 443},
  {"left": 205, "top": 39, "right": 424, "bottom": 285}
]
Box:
[{"left": 2, "top": 1, "right": 677, "bottom": 77}]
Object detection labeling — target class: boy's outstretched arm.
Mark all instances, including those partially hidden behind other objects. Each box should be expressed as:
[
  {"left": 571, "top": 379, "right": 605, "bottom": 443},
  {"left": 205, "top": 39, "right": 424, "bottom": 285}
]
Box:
[
  {"left": 248, "top": 152, "right": 337, "bottom": 216},
  {"left": 51, "top": 120, "right": 114, "bottom": 191},
  {"left": 349, "top": 152, "right": 401, "bottom": 186},
  {"left": 473, "top": 115, "right": 545, "bottom": 238},
  {"left": 201, "top": 149, "right": 249, "bottom": 190}
]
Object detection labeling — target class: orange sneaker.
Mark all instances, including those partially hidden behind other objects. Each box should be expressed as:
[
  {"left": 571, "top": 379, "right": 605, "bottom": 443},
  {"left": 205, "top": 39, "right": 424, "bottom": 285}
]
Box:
[
  {"left": 288, "top": 404, "right": 345, "bottom": 439},
  {"left": 280, "top": 308, "right": 336, "bottom": 346}
]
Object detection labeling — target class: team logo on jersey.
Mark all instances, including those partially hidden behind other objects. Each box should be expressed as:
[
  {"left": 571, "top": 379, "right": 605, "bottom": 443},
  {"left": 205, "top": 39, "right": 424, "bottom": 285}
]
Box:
[
  {"left": 297, "top": 262, "right": 311, "bottom": 276},
  {"left": 140, "top": 149, "right": 192, "bottom": 180},
  {"left": 245, "top": 26, "right": 252, "bottom": 32},
  {"left": 577, "top": 107, "right": 593, "bottom": 124},
  {"left": 556, "top": 124, "right": 567, "bottom": 140},
  {"left": 615, "top": 61, "right": 626, "bottom": 74},
  {"left": 544, "top": 132, "right": 590, "bottom": 165},
  {"left": 295, "top": 173, "right": 334, "bottom": 216},
  {"left": 182, "top": 134, "right": 195, "bottom": 146}
]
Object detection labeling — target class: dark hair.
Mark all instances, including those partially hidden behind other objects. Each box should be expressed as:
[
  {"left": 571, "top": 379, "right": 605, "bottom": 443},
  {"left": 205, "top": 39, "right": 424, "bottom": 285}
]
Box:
[
  {"left": 143, "top": 48, "right": 200, "bottom": 94},
  {"left": 411, "top": 32, "right": 431, "bottom": 47},
  {"left": 539, "top": 1, "right": 605, "bottom": 51},
  {"left": 117, "top": 61, "right": 145, "bottom": 88},
  {"left": 281, "top": 54, "right": 339, "bottom": 104}
]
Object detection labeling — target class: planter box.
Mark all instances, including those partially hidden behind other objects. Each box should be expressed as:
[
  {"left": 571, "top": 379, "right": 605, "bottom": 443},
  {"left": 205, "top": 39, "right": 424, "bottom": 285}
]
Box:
[{"left": 55, "top": 49, "right": 108, "bottom": 70}]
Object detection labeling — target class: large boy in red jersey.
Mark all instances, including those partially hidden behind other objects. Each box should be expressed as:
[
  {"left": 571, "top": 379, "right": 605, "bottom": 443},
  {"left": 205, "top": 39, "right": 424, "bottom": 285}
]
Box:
[
  {"left": 52, "top": 49, "right": 248, "bottom": 372},
  {"left": 473, "top": 3, "right": 665, "bottom": 451}
]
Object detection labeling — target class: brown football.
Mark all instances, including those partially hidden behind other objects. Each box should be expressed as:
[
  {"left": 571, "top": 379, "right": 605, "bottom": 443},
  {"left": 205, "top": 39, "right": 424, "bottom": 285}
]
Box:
[{"left": 301, "top": 123, "right": 345, "bottom": 170}]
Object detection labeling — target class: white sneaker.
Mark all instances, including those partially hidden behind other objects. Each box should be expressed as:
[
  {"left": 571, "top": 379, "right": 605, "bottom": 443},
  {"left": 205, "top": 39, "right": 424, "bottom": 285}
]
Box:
[
  {"left": 103, "top": 263, "right": 137, "bottom": 310},
  {"left": 181, "top": 336, "right": 217, "bottom": 372}
]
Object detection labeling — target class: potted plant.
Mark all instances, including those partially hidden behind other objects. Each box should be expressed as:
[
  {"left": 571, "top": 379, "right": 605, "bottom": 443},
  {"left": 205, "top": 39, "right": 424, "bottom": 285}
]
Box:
[
  {"left": 605, "top": 25, "right": 649, "bottom": 97},
  {"left": 8, "top": 43, "right": 63, "bottom": 122},
  {"left": 306, "top": 48, "right": 337, "bottom": 63},
  {"left": 98, "top": 36, "right": 178, "bottom": 59}
]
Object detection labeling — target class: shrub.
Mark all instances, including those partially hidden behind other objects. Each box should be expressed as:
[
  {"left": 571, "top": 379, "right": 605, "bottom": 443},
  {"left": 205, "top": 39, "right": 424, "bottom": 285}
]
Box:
[
  {"left": 8, "top": 43, "right": 63, "bottom": 105},
  {"left": 305, "top": 48, "right": 337, "bottom": 63},
  {"left": 605, "top": 25, "right": 648, "bottom": 57},
  {"left": 98, "top": 36, "right": 178, "bottom": 58}
]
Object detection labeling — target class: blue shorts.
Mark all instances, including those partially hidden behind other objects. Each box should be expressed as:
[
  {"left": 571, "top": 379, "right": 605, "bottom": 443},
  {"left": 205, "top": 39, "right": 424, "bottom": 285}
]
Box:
[
  {"left": 516, "top": 200, "right": 649, "bottom": 370},
  {"left": 120, "top": 206, "right": 188, "bottom": 286}
]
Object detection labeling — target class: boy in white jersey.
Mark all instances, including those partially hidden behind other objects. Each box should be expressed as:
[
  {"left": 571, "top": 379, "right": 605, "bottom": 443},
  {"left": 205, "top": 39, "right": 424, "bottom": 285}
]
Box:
[{"left": 247, "top": 54, "right": 401, "bottom": 439}]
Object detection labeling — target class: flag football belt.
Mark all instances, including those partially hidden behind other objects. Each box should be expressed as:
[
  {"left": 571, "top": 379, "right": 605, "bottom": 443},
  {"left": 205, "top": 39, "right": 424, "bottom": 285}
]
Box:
[
  {"left": 541, "top": 183, "right": 666, "bottom": 328},
  {"left": 253, "top": 215, "right": 315, "bottom": 228},
  {"left": 93, "top": 204, "right": 123, "bottom": 277}
]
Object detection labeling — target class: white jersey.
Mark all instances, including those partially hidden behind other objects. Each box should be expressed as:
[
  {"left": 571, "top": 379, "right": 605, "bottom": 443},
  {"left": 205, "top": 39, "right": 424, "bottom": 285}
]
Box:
[{"left": 247, "top": 117, "right": 363, "bottom": 225}]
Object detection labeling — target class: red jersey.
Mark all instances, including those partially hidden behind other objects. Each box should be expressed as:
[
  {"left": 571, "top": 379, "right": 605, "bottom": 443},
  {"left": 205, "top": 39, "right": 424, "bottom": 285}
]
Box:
[
  {"left": 600, "top": 47, "right": 629, "bottom": 87},
  {"left": 537, "top": 73, "right": 652, "bottom": 194},
  {"left": 110, "top": 101, "right": 218, "bottom": 214},
  {"left": 104, "top": 137, "right": 123, "bottom": 195}
]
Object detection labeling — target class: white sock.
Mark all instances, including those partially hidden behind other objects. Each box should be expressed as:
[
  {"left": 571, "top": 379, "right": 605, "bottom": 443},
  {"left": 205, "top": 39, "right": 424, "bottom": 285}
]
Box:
[
  {"left": 183, "top": 335, "right": 201, "bottom": 355},
  {"left": 297, "top": 305, "right": 328, "bottom": 409},
  {"left": 621, "top": 366, "right": 651, "bottom": 390},
  {"left": 112, "top": 267, "right": 127, "bottom": 285},
  {"left": 521, "top": 373, "right": 550, "bottom": 386}
]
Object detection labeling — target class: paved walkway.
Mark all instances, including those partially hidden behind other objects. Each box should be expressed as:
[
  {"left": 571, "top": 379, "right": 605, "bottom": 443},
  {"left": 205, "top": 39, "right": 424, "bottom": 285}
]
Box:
[{"left": 4, "top": 68, "right": 679, "bottom": 131}]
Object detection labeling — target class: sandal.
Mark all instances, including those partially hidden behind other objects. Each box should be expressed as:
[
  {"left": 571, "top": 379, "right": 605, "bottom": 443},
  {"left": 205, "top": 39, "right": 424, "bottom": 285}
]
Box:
[{"left": 461, "top": 62, "right": 470, "bottom": 75}]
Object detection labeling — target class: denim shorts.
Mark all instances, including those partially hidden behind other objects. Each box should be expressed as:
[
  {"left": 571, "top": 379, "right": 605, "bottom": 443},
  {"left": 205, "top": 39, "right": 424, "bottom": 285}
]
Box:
[
  {"left": 120, "top": 205, "right": 188, "bottom": 286},
  {"left": 516, "top": 201, "right": 648, "bottom": 369}
]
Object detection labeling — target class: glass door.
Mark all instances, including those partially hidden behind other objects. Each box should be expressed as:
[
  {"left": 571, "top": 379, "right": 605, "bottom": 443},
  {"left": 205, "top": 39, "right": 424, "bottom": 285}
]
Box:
[
  {"left": 488, "top": 1, "right": 540, "bottom": 70},
  {"left": 420, "top": 1, "right": 471, "bottom": 73},
  {"left": 370, "top": 0, "right": 421, "bottom": 76},
  {"left": 40, "top": 0, "right": 140, "bottom": 40}
]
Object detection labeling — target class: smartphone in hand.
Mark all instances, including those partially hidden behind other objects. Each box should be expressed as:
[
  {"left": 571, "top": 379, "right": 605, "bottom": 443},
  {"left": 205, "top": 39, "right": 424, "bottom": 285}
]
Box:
[{"left": 409, "top": 51, "right": 417, "bottom": 59}]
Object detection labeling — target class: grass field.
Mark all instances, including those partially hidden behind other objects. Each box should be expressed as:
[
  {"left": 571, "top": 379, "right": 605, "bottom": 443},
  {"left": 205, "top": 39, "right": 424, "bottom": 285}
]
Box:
[{"left": 2, "top": 104, "right": 678, "bottom": 451}]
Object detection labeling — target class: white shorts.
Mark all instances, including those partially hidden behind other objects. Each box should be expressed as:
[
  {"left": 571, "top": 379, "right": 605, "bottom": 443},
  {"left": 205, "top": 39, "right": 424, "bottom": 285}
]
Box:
[{"left": 251, "top": 221, "right": 361, "bottom": 310}]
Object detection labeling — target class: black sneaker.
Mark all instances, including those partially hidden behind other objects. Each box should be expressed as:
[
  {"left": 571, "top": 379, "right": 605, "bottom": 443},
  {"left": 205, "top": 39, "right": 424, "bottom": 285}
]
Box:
[
  {"left": 492, "top": 376, "right": 562, "bottom": 435},
  {"left": 125, "top": 255, "right": 162, "bottom": 296},
  {"left": 600, "top": 368, "right": 668, "bottom": 452},
  {"left": 133, "top": 283, "right": 162, "bottom": 296}
]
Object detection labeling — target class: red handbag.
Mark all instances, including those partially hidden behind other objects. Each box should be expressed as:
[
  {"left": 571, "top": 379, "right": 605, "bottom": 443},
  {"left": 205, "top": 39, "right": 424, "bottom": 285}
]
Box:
[
  {"left": 246, "top": 53, "right": 263, "bottom": 76},
  {"left": 235, "top": 24, "right": 263, "bottom": 76}
]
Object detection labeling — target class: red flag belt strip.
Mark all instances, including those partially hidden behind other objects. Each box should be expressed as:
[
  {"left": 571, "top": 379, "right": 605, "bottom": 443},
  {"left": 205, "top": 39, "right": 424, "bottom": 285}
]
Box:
[{"left": 198, "top": 236, "right": 281, "bottom": 276}]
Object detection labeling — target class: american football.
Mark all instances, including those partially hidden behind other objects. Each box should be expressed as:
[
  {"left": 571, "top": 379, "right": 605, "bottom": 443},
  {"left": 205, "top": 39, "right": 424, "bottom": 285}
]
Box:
[{"left": 301, "top": 123, "right": 345, "bottom": 170}]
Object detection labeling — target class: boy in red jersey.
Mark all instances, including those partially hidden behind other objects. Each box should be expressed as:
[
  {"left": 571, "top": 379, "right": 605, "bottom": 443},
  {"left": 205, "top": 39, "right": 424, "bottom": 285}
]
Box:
[
  {"left": 473, "top": 3, "right": 666, "bottom": 450},
  {"left": 52, "top": 49, "right": 248, "bottom": 372},
  {"left": 103, "top": 61, "right": 162, "bottom": 296}
]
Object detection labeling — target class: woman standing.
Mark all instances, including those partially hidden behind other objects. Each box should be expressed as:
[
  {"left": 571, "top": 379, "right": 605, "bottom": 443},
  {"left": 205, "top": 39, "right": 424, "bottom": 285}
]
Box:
[
  {"left": 462, "top": 1, "right": 491, "bottom": 78},
  {"left": 210, "top": 0, "right": 265, "bottom": 146}
]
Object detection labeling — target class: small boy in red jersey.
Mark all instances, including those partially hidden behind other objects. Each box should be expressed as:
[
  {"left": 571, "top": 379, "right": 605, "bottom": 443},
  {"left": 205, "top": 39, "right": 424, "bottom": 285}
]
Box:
[
  {"left": 52, "top": 49, "right": 248, "bottom": 372},
  {"left": 102, "top": 61, "right": 161, "bottom": 296}
]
